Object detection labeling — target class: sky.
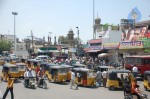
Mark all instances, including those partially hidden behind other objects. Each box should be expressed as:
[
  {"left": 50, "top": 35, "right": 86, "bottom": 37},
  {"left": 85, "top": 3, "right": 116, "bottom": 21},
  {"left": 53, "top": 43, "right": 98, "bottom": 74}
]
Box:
[{"left": 0, "top": 0, "right": 150, "bottom": 43}]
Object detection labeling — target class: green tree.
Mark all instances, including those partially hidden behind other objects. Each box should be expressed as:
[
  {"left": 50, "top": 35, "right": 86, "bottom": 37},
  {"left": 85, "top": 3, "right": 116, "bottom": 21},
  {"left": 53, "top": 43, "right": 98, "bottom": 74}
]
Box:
[
  {"left": 58, "top": 36, "right": 68, "bottom": 44},
  {"left": 0, "top": 40, "right": 12, "bottom": 53}
]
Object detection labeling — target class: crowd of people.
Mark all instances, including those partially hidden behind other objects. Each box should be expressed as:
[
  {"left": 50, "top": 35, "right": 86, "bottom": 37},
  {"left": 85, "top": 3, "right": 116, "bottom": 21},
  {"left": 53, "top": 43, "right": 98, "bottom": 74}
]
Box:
[{"left": 1, "top": 56, "right": 149, "bottom": 99}]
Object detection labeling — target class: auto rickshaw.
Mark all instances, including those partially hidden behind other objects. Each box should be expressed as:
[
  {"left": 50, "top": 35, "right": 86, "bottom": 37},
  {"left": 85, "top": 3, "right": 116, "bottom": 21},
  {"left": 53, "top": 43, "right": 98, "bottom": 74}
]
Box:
[
  {"left": 47, "top": 66, "right": 67, "bottom": 83},
  {"left": 107, "top": 69, "right": 133, "bottom": 90},
  {"left": 0, "top": 57, "right": 5, "bottom": 66},
  {"left": 73, "top": 68, "right": 97, "bottom": 87},
  {"left": 6, "top": 57, "right": 20, "bottom": 64},
  {"left": 1, "top": 63, "right": 20, "bottom": 81},
  {"left": 20, "top": 57, "right": 27, "bottom": 63},
  {"left": 40, "top": 62, "right": 57, "bottom": 76},
  {"left": 60, "top": 65, "right": 73, "bottom": 81},
  {"left": 143, "top": 71, "right": 150, "bottom": 91},
  {"left": 16, "top": 63, "right": 27, "bottom": 78},
  {"left": 97, "top": 66, "right": 114, "bottom": 72},
  {"left": 27, "top": 59, "right": 42, "bottom": 68}
]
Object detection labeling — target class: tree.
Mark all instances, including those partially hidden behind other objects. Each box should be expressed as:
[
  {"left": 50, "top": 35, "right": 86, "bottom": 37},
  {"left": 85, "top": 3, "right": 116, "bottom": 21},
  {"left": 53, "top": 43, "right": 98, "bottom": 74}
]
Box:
[
  {"left": 0, "top": 40, "right": 12, "bottom": 54},
  {"left": 103, "top": 23, "right": 119, "bottom": 31},
  {"left": 58, "top": 36, "right": 68, "bottom": 44}
]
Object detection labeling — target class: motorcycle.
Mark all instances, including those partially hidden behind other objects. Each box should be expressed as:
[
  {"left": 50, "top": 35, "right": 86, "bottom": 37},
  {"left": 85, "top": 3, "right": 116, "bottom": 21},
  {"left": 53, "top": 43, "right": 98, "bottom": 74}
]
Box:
[
  {"left": 24, "top": 77, "right": 36, "bottom": 89},
  {"left": 37, "top": 76, "right": 47, "bottom": 89}
]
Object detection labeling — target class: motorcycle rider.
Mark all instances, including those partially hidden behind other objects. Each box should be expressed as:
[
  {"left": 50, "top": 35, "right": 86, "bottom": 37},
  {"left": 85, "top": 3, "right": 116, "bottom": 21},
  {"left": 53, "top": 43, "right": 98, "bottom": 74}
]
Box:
[
  {"left": 37, "top": 68, "right": 44, "bottom": 86},
  {"left": 24, "top": 68, "right": 34, "bottom": 86},
  {"left": 24, "top": 68, "right": 29, "bottom": 86}
]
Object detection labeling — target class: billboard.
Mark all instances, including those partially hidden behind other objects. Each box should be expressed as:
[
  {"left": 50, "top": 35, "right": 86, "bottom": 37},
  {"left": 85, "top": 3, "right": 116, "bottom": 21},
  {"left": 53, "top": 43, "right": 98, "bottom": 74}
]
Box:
[{"left": 122, "top": 26, "right": 148, "bottom": 42}]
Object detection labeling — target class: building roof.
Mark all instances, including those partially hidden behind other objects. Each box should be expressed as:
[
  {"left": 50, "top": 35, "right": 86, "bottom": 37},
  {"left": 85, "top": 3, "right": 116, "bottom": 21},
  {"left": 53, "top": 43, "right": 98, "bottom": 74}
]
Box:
[{"left": 136, "top": 20, "right": 150, "bottom": 27}]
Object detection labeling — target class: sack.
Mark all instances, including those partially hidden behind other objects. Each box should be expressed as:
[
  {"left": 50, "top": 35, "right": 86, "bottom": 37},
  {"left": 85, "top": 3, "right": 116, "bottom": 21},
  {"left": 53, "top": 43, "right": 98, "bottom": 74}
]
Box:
[{"left": 96, "top": 82, "right": 99, "bottom": 87}]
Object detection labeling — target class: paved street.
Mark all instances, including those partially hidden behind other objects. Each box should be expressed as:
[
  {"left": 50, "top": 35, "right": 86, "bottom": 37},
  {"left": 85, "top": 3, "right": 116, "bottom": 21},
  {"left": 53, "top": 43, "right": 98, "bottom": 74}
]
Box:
[{"left": 0, "top": 67, "right": 149, "bottom": 99}]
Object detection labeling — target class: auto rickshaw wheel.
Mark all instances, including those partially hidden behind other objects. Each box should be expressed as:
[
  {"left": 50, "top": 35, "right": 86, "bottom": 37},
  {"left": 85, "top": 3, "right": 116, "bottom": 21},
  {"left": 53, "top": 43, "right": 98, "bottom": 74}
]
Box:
[
  {"left": 108, "top": 86, "right": 115, "bottom": 91},
  {"left": 144, "top": 86, "right": 147, "bottom": 91}
]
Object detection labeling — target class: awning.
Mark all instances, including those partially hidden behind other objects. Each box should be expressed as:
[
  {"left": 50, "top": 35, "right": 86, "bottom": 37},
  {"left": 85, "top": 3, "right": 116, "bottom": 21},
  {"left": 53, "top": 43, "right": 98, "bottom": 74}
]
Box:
[
  {"left": 98, "top": 53, "right": 111, "bottom": 57},
  {"left": 86, "top": 50, "right": 101, "bottom": 53},
  {"left": 38, "top": 49, "right": 60, "bottom": 53}
]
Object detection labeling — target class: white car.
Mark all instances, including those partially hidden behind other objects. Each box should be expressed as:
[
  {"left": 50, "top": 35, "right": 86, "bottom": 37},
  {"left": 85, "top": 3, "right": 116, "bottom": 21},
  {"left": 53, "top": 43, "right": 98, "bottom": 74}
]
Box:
[{"left": 35, "top": 55, "right": 49, "bottom": 60}]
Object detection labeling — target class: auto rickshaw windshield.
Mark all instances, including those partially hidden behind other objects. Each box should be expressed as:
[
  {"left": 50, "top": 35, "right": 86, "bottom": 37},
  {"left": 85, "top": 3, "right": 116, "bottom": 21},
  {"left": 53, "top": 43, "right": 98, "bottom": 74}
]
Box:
[
  {"left": 19, "top": 65, "right": 26, "bottom": 69},
  {"left": 9, "top": 67, "right": 18, "bottom": 72},
  {"left": 58, "top": 68, "right": 67, "bottom": 73},
  {"left": 88, "top": 71, "right": 94, "bottom": 77}
]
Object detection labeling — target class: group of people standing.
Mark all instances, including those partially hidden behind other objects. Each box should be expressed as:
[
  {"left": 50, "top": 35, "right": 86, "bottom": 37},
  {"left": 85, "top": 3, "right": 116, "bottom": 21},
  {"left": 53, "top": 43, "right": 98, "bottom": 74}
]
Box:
[{"left": 96, "top": 70, "right": 108, "bottom": 87}]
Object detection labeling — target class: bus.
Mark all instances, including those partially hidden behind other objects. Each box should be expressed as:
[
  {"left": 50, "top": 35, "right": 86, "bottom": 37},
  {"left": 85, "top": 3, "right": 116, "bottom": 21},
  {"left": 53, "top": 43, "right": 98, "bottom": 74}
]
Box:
[{"left": 125, "top": 55, "right": 150, "bottom": 76}]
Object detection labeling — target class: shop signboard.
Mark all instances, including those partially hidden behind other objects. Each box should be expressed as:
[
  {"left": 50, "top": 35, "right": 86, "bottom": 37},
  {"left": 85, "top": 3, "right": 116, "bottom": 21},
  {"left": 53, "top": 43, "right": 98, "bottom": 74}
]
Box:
[
  {"left": 68, "top": 48, "right": 76, "bottom": 52},
  {"left": 119, "top": 41, "right": 143, "bottom": 49},
  {"left": 103, "top": 42, "right": 119, "bottom": 49},
  {"left": 141, "top": 38, "right": 150, "bottom": 48},
  {"left": 90, "top": 46, "right": 102, "bottom": 50},
  {"left": 144, "top": 49, "right": 150, "bottom": 53}
]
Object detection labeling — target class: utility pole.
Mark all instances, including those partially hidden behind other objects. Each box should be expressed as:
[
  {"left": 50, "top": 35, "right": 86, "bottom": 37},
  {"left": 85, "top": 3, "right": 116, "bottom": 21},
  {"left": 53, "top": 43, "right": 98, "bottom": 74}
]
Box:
[
  {"left": 12, "top": 12, "right": 18, "bottom": 53},
  {"left": 31, "top": 30, "right": 34, "bottom": 51},
  {"left": 93, "top": 0, "right": 95, "bottom": 39},
  {"left": 76, "top": 27, "right": 79, "bottom": 57}
]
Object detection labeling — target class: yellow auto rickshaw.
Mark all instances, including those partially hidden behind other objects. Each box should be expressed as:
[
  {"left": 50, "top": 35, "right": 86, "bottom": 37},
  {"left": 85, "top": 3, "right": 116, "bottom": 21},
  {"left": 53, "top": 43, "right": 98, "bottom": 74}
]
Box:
[
  {"left": 6, "top": 57, "right": 20, "bottom": 64},
  {"left": 47, "top": 66, "right": 67, "bottom": 83},
  {"left": 107, "top": 69, "right": 133, "bottom": 90},
  {"left": 16, "top": 63, "right": 27, "bottom": 78},
  {"left": 20, "top": 58, "right": 27, "bottom": 63},
  {"left": 27, "top": 59, "right": 42, "bottom": 69},
  {"left": 60, "top": 65, "right": 73, "bottom": 81},
  {"left": 73, "top": 68, "right": 96, "bottom": 87},
  {"left": 97, "top": 66, "right": 114, "bottom": 72},
  {"left": 40, "top": 62, "right": 57, "bottom": 76},
  {"left": 143, "top": 71, "right": 150, "bottom": 91},
  {"left": 1, "top": 63, "right": 20, "bottom": 81},
  {"left": 0, "top": 57, "right": 5, "bottom": 66}
]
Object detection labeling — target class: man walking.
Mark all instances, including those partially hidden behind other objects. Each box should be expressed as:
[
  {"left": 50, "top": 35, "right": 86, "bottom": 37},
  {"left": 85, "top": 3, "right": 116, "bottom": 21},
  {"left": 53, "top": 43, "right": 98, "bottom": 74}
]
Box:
[
  {"left": 70, "top": 70, "right": 78, "bottom": 90},
  {"left": 102, "top": 70, "right": 107, "bottom": 87},
  {"left": 2, "top": 74, "right": 15, "bottom": 99},
  {"left": 96, "top": 70, "right": 102, "bottom": 87}
]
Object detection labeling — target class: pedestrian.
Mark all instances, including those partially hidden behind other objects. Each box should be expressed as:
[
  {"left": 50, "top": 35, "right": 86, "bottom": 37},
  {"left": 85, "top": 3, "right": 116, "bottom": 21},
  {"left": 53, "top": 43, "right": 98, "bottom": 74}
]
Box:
[
  {"left": 70, "top": 70, "right": 78, "bottom": 90},
  {"left": 2, "top": 74, "right": 15, "bottom": 99},
  {"left": 132, "top": 65, "right": 138, "bottom": 79},
  {"left": 102, "top": 70, "right": 107, "bottom": 87},
  {"left": 96, "top": 70, "right": 102, "bottom": 87}
]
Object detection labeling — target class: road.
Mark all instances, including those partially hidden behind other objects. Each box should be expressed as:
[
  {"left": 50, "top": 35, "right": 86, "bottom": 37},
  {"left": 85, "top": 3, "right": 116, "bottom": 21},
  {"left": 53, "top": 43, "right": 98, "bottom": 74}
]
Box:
[{"left": 0, "top": 66, "right": 149, "bottom": 99}]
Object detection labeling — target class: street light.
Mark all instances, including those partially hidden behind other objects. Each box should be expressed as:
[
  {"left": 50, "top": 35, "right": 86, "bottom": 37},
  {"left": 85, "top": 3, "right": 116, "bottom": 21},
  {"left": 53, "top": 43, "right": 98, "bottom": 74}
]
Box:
[
  {"left": 12, "top": 12, "right": 18, "bottom": 53},
  {"left": 76, "top": 27, "right": 79, "bottom": 57}
]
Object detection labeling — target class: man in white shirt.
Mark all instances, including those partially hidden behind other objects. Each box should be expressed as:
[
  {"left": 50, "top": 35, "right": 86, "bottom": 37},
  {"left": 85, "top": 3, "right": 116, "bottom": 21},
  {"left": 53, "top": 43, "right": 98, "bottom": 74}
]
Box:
[
  {"left": 102, "top": 70, "right": 108, "bottom": 87},
  {"left": 132, "top": 66, "right": 138, "bottom": 79},
  {"left": 70, "top": 71, "right": 78, "bottom": 90}
]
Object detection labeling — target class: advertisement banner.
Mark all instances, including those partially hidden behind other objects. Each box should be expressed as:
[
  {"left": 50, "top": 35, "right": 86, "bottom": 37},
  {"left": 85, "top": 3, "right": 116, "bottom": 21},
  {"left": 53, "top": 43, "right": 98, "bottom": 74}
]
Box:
[
  {"left": 119, "top": 41, "right": 143, "bottom": 49},
  {"left": 122, "top": 26, "right": 148, "bottom": 42}
]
